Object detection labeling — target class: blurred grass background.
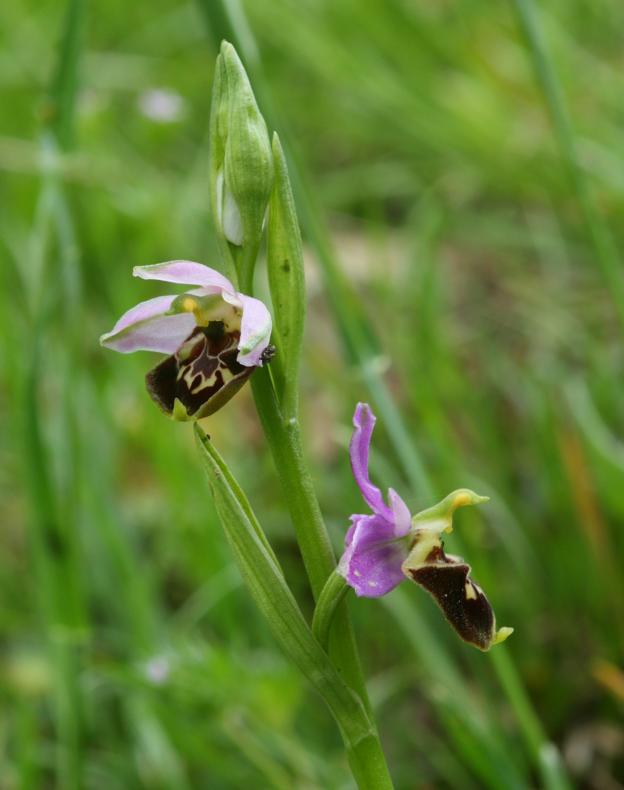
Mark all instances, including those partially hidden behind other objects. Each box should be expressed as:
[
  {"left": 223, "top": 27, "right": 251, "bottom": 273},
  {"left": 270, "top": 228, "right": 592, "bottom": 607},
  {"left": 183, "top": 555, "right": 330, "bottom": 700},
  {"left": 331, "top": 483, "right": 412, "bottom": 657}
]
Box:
[{"left": 2, "top": 0, "right": 624, "bottom": 786}]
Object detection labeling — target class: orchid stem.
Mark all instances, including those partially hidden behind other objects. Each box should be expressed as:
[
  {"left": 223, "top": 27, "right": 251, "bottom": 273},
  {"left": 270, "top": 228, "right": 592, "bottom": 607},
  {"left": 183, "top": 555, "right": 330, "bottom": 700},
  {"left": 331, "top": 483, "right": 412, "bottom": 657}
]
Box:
[
  {"left": 235, "top": 247, "right": 374, "bottom": 714},
  {"left": 250, "top": 368, "right": 394, "bottom": 789},
  {"left": 208, "top": 31, "right": 394, "bottom": 787},
  {"left": 197, "top": 425, "right": 393, "bottom": 790},
  {"left": 250, "top": 368, "right": 364, "bottom": 677},
  {"left": 312, "top": 570, "right": 349, "bottom": 652}
]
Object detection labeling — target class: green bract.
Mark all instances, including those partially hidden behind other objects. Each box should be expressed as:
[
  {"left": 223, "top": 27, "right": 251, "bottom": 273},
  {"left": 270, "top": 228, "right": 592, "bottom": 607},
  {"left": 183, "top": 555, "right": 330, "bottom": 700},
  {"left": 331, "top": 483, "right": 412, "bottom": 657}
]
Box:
[{"left": 266, "top": 133, "right": 306, "bottom": 420}]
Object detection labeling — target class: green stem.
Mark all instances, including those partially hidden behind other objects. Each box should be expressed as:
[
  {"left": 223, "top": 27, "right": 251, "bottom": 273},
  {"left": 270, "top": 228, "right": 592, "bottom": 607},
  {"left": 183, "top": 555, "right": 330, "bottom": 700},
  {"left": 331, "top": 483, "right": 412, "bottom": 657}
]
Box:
[
  {"left": 250, "top": 376, "right": 333, "bottom": 595},
  {"left": 202, "top": 20, "right": 393, "bottom": 785},
  {"left": 347, "top": 736, "right": 395, "bottom": 790},
  {"left": 236, "top": 244, "right": 378, "bottom": 728},
  {"left": 312, "top": 570, "right": 349, "bottom": 652},
  {"left": 250, "top": 369, "right": 371, "bottom": 697},
  {"left": 196, "top": 427, "right": 392, "bottom": 790},
  {"left": 511, "top": 0, "right": 624, "bottom": 333},
  {"left": 250, "top": 371, "right": 395, "bottom": 785},
  {"left": 226, "top": 241, "right": 392, "bottom": 786},
  {"left": 235, "top": 238, "right": 261, "bottom": 295}
]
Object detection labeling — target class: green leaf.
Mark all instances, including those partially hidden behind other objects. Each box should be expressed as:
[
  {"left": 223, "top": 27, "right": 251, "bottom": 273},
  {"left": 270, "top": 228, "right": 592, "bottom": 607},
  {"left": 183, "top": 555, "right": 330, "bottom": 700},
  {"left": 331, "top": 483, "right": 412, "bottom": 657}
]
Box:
[
  {"left": 193, "top": 425, "right": 373, "bottom": 749},
  {"left": 266, "top": 133, "right": 305, "bottom": 420}
]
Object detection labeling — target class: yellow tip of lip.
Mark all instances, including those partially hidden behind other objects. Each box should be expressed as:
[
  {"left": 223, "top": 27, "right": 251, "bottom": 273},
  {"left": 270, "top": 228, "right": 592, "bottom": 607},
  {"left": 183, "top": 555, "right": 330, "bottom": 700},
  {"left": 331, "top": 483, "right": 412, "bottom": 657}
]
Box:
[{"left": 492, "top": 626, "right": 514, "bottom": 646}]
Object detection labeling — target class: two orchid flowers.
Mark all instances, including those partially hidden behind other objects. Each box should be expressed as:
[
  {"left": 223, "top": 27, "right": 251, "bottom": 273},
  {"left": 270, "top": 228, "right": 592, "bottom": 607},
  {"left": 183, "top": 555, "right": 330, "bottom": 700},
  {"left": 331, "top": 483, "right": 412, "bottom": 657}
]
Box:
[{"left": 101, "top": 261, "right": 512, "bottom": 651}]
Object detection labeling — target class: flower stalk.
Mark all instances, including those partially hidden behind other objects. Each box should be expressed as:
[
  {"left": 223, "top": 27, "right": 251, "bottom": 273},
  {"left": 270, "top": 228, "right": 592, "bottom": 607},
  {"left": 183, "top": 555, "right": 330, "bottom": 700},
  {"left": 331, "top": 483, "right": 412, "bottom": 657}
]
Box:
[
  {"left": 250, "top": 368, "right": 375, "bottom": 707},
  {"left": 312, "top": 570, "right": 350, "bottom": 652},
  {"left": 195, "top": 427, "right": 392, "bottom": 790},
  {"left": 205, "top": 40, "right": 394, "bottom": 787}
]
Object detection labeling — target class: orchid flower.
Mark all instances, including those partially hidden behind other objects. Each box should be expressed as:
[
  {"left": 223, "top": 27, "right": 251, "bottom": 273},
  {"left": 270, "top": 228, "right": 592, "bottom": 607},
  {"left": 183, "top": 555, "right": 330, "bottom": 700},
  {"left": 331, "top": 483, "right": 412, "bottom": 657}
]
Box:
[
  {"left": 338, "top": 403, "right": 513, "bottom": 651},
  {"left": 100, "top": 260, "right": 273, "bottom": 420}
]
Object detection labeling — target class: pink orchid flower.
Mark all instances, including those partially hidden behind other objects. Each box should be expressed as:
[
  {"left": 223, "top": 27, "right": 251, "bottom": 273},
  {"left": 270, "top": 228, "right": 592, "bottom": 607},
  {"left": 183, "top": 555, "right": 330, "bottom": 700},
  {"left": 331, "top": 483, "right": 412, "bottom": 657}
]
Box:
[
  {"left": 339, "top": 403, "right": 512, "bottom": 650},
  {"left": 100, "top": 260, "right": 273, "bottom": 420}
]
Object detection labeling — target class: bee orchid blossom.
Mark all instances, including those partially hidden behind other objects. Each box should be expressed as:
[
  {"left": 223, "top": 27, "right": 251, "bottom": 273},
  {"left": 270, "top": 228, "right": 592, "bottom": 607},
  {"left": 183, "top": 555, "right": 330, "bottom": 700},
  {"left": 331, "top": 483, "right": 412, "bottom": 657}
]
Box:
[
  {"left": 100, "top": 261, "right": 273, "bottom": 420},
  {"left": 338, "top": 403, "right": 513, "bottom": 651}
]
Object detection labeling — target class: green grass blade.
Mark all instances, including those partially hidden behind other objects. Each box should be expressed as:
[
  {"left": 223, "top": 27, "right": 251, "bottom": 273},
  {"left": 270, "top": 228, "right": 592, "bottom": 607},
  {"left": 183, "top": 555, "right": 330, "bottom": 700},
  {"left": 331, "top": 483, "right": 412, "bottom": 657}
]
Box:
[{"left": 511, "top": 0, "right": 624, "bottom": 332}]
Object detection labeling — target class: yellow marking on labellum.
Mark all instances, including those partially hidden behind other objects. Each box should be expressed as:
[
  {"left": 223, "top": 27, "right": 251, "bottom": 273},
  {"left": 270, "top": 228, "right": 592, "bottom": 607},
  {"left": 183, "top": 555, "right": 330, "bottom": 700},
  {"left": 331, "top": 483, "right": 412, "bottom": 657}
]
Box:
[
  {"left": 465, "top": 582, "right": 478, "bottom": 600},
  {"left": 405, "top": 528, "right": 443, "bottom": 567},
  {"left": 179, "top": 362, "right": 237, "bottom": 396}
]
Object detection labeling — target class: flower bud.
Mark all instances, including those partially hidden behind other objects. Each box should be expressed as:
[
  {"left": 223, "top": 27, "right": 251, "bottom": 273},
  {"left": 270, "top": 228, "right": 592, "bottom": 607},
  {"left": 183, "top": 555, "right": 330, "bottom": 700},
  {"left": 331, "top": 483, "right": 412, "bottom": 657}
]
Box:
[{"left": 212, "top": 42, "right": 273, "bottom": 249}]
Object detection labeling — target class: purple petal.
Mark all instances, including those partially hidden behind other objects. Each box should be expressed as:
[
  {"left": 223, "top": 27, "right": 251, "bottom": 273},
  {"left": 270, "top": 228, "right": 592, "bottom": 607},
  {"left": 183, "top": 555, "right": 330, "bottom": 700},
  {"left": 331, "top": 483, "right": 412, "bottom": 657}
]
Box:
[
  {"left": 389, "top": 489, "right": 412, "bottom": 537},
  {"left": 338, "top": 513, "right": 409, "bottom": 597},
  {"left": 133, "top": 261, "right": 235, "bottom": 292},
  {"left": 100, "top": 295, "right": 196, "bottom": 354},
  {"left": 232, "top": 293, "right": 272, "bottom": 367},
  {"left": 349, "top": 403, "right": 393, "bottom": 519}
]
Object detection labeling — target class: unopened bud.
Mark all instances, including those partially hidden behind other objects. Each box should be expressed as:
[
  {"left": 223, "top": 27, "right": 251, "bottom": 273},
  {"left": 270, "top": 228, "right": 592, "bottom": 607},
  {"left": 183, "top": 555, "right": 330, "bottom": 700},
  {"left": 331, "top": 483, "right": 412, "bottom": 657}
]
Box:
[{"left": 213, "top": 42, "right": 273, "bottom": 248}]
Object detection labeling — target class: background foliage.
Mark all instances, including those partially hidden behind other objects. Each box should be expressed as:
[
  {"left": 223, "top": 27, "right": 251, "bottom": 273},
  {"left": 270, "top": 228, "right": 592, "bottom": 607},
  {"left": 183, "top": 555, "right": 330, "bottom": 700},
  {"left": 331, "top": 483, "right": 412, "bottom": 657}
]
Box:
[{"left": 1, "top": 0, "right": 624, "bottom": 786}]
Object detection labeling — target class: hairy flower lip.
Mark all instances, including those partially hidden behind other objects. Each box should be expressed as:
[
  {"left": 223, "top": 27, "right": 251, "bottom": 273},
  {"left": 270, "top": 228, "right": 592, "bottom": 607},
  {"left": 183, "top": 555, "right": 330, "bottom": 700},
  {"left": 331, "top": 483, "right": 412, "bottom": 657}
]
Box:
[{"left": 145, "top": 324, "right": 254, "bottom": 421}]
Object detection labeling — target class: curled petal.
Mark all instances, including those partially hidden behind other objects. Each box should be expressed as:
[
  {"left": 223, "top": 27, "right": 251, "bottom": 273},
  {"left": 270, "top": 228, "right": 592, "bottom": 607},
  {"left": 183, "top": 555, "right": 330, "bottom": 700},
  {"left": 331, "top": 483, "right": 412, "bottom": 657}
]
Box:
[
  {"left": 389, "top": 488, "right": 411, "bottom": 537},
  {"left": 100, "top": 295, "right": 196, "bottom": 354},
  {"left": 349, "top": 403, "right": 393, "bottom": 519},
  {"left": 133, "top": 261, "right": 235, "bottom": 293},
  {"left": 233, "top": 293, "right": 272, "bottom": 366}
]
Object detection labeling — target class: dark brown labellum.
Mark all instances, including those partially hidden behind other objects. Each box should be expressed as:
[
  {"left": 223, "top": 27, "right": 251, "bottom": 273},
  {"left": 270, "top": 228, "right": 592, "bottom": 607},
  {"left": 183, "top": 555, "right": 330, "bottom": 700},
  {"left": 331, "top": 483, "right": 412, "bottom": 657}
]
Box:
[
  {"left": 145, "top": 323, "right": 255, "bottom": 420},
  {"left": 403, "top": 492, "right": 512, "bottom": 650},
  {"left": 407, "top": 558, "right": 495, "bottom": 650}
]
